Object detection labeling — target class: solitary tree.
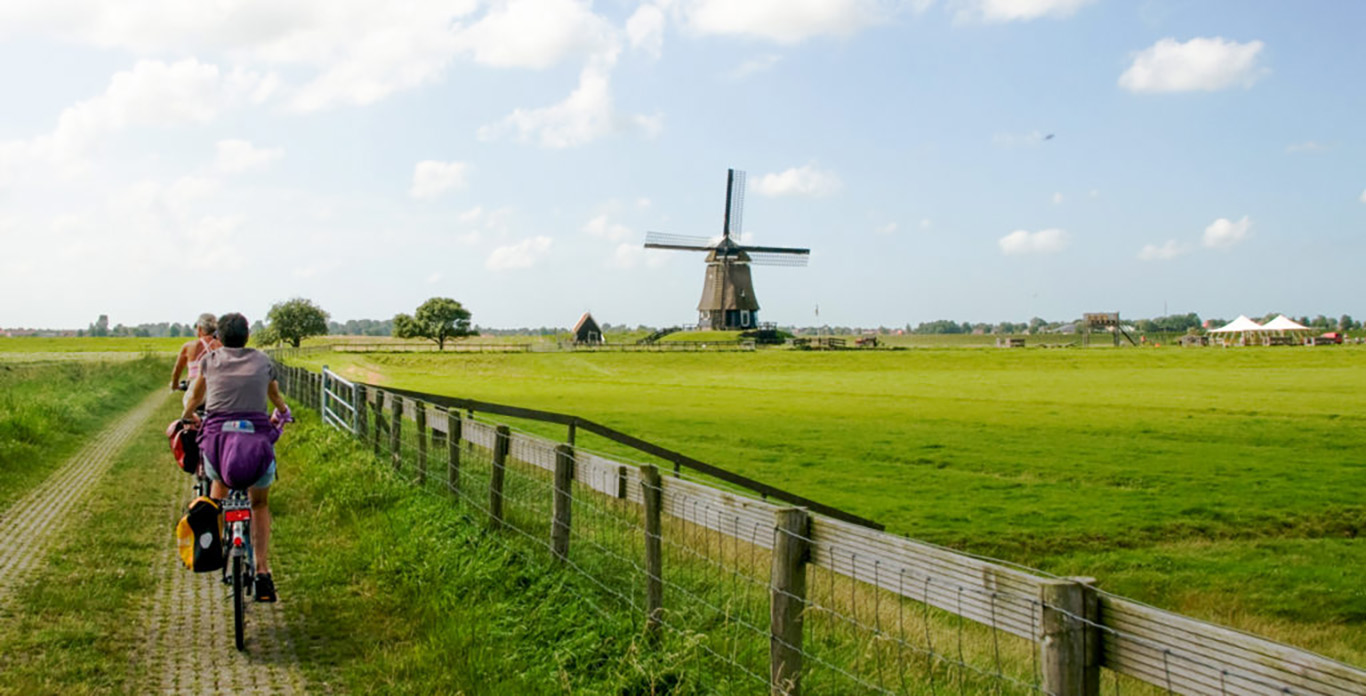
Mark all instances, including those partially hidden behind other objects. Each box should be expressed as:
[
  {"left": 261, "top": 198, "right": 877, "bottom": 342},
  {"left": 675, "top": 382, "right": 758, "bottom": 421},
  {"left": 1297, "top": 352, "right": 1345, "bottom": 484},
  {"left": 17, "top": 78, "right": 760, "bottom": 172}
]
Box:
[
  {"left": 263, "top": 298, "right": 330, "bottom": 348},
  {"left": 393, "top": 297, "right": 473, "bottom": 350}
]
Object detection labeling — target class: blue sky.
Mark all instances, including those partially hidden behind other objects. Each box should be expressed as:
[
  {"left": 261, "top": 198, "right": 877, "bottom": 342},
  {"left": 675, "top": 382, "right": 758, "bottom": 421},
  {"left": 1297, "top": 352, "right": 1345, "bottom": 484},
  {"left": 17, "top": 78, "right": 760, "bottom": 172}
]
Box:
[{"left": 1, "top": 0, "right": 1363, "bottom": 330}]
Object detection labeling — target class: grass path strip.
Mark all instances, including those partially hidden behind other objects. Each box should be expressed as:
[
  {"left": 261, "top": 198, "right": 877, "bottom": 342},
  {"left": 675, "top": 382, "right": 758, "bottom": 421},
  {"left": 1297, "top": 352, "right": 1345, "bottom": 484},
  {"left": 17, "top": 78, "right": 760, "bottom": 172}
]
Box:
[
  {"left": 134, "top": 463, "right": 308, "bottom": 694},
  {"left": 0, "top": 388, "right": 168, "bottom": 606}
]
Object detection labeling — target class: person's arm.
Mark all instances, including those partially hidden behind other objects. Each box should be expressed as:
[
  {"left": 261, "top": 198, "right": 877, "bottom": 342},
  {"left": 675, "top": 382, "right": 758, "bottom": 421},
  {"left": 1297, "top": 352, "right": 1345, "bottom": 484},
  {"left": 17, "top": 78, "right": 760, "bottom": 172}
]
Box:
[
  {"left": 267, "top": 380, "right": 289, "bottom": 415},
  {"left": 181, "top": 376, "right": 206, "bottom": 422},
  {"left": 169, "top": 345, "right": 189, "bottom": 390}
]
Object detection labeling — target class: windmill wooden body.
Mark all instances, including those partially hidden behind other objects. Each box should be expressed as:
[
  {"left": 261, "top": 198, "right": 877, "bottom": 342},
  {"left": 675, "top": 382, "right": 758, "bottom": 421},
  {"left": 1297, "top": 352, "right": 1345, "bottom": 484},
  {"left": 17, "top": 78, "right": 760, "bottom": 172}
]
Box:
[{"left": 645, "top": 169, "right": 810, "bottom": 330}]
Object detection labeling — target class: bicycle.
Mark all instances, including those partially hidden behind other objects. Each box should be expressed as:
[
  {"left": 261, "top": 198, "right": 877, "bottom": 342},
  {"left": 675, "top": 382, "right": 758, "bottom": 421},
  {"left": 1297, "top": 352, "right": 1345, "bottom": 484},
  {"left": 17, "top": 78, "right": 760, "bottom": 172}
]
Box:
[
  {"left": 221, "top": 488, "right": 255, "bottom": 651},
  {"left": 212, "top": 407, "right": 290, "bottom": 652}
]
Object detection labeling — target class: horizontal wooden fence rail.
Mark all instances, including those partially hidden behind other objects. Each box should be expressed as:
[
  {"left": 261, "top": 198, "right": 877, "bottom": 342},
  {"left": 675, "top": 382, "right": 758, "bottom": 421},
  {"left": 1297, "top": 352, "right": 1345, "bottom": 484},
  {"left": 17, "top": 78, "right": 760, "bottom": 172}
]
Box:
[{"left": 272, "top": 360, "right": 1366, "bottom": 696}]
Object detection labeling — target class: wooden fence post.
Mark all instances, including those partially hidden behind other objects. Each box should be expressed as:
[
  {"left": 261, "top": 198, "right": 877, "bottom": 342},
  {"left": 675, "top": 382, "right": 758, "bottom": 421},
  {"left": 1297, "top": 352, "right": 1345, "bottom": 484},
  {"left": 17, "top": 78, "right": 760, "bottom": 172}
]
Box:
[
  {"left": 447, "top": 410, "right": 462, "bottom": 498},
  {"left": 371, "top": 391, "right": 382, "bottom": 456},
  {"left": 641, "top": 465, "right": 663, "bottom": 640},
  {"left": 490, "top": 425, "right": 510, "bottom": 529},
  {"left": 389, "top": 396, "right": 403, "bottom": 472},
  {"left": 415, "top": 403, "right": 428, "bottom": 485},
  {"left": 770, "top": 507, "right": 810, "bottom": 696},
  {"left": 1039, "top": 577, "right": 1100, "bottom": 696},
  {"left": 552, "top": 444, "right": 574, "bottom": 561},
  {"left": 354, "top": 384, "right": 368, "bottom": 440}
]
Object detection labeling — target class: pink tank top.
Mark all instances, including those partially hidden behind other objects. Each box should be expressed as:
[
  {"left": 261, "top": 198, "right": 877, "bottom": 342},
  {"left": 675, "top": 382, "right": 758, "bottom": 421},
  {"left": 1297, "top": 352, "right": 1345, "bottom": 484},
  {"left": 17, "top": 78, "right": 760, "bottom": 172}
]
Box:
[{"left": 186, "top": 337, "right": 213, "bottom": 381}]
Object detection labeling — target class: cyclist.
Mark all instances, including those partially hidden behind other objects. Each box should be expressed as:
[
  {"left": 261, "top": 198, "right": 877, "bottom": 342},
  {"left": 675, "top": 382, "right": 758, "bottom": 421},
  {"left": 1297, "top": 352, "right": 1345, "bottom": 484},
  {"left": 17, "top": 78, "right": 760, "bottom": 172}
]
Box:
[
  {"left": 170, "top": 313, "right": 222, "bottom": 405},
  {"left": 181, "top": 312, "right": 290, "bottom": 603}
]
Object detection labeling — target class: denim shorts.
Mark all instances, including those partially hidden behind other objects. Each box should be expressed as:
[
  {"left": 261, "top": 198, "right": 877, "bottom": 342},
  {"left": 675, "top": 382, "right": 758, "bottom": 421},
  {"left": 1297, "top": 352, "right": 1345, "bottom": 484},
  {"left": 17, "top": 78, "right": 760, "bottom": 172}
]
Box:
[{"left": 203, "top": 457, "right": 277, "bottom": 490}]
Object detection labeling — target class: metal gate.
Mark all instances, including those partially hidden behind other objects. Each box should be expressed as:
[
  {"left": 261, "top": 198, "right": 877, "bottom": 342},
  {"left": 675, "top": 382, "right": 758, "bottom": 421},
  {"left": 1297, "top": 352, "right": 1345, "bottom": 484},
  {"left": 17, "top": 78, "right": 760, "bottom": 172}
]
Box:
[{"left": 320, "top": 366, "right": 357, "bottom": 434}]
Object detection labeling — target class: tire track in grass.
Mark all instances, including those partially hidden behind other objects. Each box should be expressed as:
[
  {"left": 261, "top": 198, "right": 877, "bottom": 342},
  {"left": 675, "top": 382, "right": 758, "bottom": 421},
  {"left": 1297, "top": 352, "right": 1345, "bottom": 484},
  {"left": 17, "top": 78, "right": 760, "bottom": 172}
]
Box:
[
  {"left": 0, "top": 388, "right": 168, "bottom": 605},
  {"left": 134, "top": 451, "right": 309, "bottom": 694}
]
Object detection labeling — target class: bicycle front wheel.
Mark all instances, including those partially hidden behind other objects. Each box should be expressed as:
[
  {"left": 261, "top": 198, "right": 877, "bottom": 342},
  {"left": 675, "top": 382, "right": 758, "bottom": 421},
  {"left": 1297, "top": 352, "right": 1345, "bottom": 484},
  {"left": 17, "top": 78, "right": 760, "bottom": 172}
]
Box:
[{"left": 232, "top": 555, "right": 245, "bottom": 651}]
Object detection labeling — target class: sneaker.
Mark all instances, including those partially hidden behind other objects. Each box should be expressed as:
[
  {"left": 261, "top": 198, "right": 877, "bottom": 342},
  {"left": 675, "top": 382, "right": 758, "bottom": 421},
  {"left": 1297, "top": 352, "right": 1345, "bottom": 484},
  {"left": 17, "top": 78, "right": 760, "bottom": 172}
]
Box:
[{"left": 255, "top": 573, "right": 277, "bottom": 603}]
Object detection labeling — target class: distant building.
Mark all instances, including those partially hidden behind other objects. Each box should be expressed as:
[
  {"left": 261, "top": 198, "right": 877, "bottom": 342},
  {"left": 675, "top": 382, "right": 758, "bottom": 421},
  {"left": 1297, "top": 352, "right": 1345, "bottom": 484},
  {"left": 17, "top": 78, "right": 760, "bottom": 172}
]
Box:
[{"left": 573, "top": 312, "right": 604, "bottom": 344}]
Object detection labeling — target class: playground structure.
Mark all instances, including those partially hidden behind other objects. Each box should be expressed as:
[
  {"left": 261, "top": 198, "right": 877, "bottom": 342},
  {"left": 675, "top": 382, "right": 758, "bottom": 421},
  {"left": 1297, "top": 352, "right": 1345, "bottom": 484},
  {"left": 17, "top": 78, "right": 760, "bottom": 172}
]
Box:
[{"left": 1082, "top": 312, "right": 1137, "bottom": 347}]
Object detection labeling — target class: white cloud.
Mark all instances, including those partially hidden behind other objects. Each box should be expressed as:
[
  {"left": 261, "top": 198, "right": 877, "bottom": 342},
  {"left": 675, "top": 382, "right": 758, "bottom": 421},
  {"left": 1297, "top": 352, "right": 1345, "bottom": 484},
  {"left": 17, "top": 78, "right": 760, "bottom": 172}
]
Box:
[
  {"left": 215, "top": 139, "right": 282, "bottom": 173},
  {"left": 678, "top": 0, "right": 899, "bottom": 43},
  {"left": 1051, "top": 192, "right": 1063, "bottom": 205},
  {"left": 454, "top": 205, "right": 512, "bottom": 244},
  {"left": 754, "top": 164, "right": 842, "bottom": 197},
  {"left": 1360, "top": 189, "right": 1366, "bottom": 203},
  {"left": 0, "top": 1, "right": 481, "bottom": 112},
  {"left": 486, "top": 235, "right": 553, "bottom": 270},
  {"left": 1285, "top": 141, "right": 1330, "bottom": 154},
  {"left": 729, "top": 54, "right": 782, "bottom": 80},
  {"left": 1202, "top": 216, "right": 1251, "bottom": 250},
  {"left": 1137, "top": 240, "right": 1188, "bottom": 261},
  {"left": 478, "top": 64, "right": 662, "bottom": 148},
  {"left": 1, "top": 59, "right": 272, "bottom": 178},
  {"left": 998, "top": 228, "right": 1067, "bottom": 255},
  {"left": 582, "top": 214, "right": 633, "bottom": 242},
  {"left": 626, "top": 4, "right": 666, "bottom": 59},
  {"left": 453, "top": 0, "right": 618, "bottom": 70},
  {"left": 920, "top": 218, "right": 932, "bottom": 230},
  {"left": 958, "top": 0, "right": 1095, "bottom": 23},
  {"left": 875, "top": 222, "right": 898, "bottom": 235},
  {"left": 609, "top": 242, "right": 667, "bottom": 269},
  {"left": 636, "top": 197, "right": 652, "bottom": 209},
  {"left": 410, "top": 160, "right": 470, "bottom": 199},
  {"left": 426, "top": 272, "right": 443, "bottom": 284},
  {"left": 1119, "top": 37, "right": 1266, "bottom": 93}
]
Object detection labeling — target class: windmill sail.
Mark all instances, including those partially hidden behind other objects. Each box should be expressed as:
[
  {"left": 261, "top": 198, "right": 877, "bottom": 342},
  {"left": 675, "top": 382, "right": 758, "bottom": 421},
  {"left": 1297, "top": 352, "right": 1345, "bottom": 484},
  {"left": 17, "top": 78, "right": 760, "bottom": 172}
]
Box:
[
  {"left": 726, "top": 169, "right": 745, "bottom": 241},
  {"left": 644, "top": 231, "right": 713, "bottom": 251}
]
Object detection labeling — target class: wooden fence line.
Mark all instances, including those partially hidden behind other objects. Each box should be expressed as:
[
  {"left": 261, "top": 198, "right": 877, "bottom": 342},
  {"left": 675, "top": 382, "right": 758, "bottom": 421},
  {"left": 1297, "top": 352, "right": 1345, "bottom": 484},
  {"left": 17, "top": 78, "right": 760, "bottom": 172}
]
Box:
[{"left": 276, "top": 361, "right": 1366, "bottom": 696}]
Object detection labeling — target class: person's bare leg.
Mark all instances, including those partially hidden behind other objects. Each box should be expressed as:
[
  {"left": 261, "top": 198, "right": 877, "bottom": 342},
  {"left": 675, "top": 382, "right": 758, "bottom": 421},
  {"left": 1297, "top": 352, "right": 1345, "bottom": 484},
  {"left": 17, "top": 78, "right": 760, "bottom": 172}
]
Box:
[{"left": 249, "top": 487, "right": 271, "bottom": 575}]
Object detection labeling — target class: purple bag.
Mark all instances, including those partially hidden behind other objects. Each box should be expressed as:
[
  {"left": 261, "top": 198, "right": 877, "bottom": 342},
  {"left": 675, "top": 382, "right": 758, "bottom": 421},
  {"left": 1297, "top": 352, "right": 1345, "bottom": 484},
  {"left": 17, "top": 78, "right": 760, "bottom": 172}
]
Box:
[{"left": 198, "top": 412, "right": 281, "bottom": 489}]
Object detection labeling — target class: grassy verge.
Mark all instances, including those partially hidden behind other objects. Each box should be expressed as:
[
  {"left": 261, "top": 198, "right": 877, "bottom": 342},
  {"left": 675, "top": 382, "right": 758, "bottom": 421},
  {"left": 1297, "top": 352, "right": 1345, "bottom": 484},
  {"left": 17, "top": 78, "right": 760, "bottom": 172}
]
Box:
[
  {"left": 271, "top": 412, "right": 764, "bottom": 694},
  {"left": 0, "top": 356, "right": 164, "bottom": 510},
  {"left": 0, "top": 395, "right": 181, "bottom": 695}
]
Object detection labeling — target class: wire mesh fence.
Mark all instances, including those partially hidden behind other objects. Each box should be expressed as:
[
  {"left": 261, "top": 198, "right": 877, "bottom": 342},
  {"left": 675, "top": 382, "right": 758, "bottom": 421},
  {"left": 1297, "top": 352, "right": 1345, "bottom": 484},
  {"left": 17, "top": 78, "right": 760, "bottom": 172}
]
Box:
[{"left": 273, "top": 363, "right": 1366, "bottom": 696}]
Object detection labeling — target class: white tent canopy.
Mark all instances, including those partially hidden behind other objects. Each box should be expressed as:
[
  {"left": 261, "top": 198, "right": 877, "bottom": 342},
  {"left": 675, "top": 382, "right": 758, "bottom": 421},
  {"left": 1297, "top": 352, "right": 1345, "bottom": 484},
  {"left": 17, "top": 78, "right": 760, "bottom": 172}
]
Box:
[
  {"left": 1209, "top": 315, "right": 1265, "bottom": 333},
  {"left": 1262, "top": 315, "right": 1311, "bottom": 332}
]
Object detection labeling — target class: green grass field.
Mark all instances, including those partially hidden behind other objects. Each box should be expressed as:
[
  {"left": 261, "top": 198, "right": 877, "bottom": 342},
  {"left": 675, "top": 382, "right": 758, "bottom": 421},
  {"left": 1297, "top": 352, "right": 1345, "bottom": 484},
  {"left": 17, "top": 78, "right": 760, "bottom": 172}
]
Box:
[
  {"left": 293, "top": 346, "right": 1366, "bottom": 664},
  {"left": 0, "top": 357, "right": 164, "bottom": 510},
  {"left": 0, "top": 337, "right": 185, "bottom": 353}
]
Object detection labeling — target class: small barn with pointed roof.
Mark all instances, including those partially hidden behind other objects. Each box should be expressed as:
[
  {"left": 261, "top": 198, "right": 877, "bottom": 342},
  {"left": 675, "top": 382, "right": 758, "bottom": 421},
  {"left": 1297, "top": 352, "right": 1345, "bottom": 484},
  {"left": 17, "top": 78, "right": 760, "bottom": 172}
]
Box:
[{"left": 574, "top": 312, "right": 604, "bottom": 344}]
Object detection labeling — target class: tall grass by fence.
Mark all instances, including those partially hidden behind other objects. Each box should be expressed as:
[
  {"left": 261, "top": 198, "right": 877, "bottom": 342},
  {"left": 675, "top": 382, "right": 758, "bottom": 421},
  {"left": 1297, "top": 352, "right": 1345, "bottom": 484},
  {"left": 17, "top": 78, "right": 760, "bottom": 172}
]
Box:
[{"left": 274, "top": 357, "right": 1366, "bottom": 696}]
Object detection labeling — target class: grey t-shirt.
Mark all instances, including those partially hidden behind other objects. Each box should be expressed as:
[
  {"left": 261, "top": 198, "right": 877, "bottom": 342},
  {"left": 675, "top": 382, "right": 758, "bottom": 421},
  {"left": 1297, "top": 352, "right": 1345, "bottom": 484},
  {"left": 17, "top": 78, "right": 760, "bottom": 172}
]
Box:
[{"left": 201, "top": 347, "right": 276, "bottom": 414}]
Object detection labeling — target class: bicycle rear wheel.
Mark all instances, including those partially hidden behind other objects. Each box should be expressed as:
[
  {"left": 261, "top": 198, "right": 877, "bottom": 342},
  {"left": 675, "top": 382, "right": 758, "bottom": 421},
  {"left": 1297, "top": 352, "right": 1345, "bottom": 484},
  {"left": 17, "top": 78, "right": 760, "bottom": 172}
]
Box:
[{"left": 232, "top": 555, "right": 245, "bottom": 651}]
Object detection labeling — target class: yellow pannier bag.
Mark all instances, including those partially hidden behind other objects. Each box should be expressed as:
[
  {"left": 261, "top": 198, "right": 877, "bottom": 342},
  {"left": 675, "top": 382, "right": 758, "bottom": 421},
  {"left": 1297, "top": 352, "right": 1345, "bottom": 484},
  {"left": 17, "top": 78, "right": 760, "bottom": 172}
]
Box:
[{"left": 175, "top": 496, "right": 224, "bottom": 572}]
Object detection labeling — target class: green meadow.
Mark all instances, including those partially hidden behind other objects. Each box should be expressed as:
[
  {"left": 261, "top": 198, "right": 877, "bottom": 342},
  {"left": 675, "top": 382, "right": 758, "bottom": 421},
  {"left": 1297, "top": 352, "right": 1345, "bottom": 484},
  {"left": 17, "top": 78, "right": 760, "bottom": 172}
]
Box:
[
  {"left": 0, "top": 336, "right": 185, "bottom": 357},
  {"left": 0, "top": 357, "right": 164, "bottom": 510},
  {"left": 295, "top": 346, "right": 1366, "bottom": 664}
]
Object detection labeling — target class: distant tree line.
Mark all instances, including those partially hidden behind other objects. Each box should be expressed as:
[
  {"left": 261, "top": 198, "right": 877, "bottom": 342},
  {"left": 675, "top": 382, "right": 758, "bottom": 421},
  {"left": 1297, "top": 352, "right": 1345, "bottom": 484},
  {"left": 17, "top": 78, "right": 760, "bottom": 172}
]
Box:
[
  {"left": 59, "top": 308, "right": 1360, "bottom": 342},
  {"left": 904, "top": 312, "right": 1358, "bottom": 335},
  {"left": 80, "top": 314, "right": 199, "bottom": 338}
]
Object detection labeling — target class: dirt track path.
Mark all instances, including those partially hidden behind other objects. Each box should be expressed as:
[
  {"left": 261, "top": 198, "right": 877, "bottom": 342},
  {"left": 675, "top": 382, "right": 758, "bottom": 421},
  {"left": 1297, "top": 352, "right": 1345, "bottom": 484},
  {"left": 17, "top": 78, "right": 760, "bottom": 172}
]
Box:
[
  {"left": 0, "top": 388, "right": 168, "bottom": 605},
  {"left": 134, "top": 448, "right": 310, "bottom": 694}
]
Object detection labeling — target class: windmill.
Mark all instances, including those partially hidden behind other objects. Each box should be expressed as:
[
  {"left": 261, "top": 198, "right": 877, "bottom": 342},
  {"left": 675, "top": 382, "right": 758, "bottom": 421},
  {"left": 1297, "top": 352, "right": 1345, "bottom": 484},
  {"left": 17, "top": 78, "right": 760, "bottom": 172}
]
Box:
[{"left": 644, "top": 169, "right": 811, "bottom": 330}]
